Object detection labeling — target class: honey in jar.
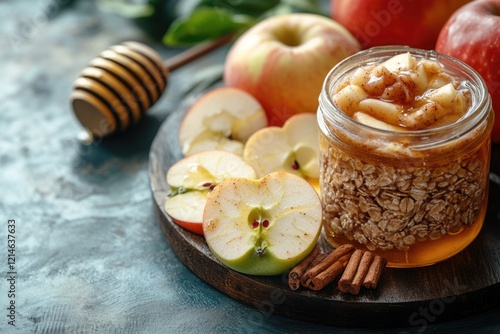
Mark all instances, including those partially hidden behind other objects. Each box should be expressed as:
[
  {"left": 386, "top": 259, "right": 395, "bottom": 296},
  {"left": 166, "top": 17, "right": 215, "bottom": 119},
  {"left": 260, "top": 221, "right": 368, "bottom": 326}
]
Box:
[{"left": 317, "top": 47, "right": 494, "bottom": 268}]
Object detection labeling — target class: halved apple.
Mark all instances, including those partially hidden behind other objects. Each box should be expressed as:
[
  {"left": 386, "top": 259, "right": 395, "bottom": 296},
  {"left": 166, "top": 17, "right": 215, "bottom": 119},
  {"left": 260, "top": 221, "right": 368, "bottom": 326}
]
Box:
[
  {"left": 165, "top": 150, "right": 256, "bottom": 235},
  {"left": 243, "top": 113, "right": 320, "bottom": 191},
  {"left": 179, "top": 87, "right": 268, "bottom": 156},
  {"left": 203, "top": 172, "right": 322, "bottom": 276}
]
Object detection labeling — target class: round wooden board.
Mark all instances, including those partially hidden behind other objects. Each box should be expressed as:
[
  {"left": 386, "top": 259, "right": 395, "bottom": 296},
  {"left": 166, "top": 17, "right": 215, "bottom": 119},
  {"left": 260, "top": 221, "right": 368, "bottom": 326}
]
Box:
[{"left": 148, "top": 94, "right": 500, "bottom": 327}]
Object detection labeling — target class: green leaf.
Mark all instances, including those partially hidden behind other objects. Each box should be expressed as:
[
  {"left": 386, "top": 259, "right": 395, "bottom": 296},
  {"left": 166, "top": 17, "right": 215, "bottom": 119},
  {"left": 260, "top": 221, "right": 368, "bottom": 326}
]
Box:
[
  {"left": 195, "top": 0, "right": 281, "bottom": 16},
  {"left": 282, "top": 0, "right": 326, "bottom": 15},
  {"left": 163, "top": 7, "right": 253, "bottom": 46},
  {"left": 161, "top": 0, "right": 326, "bottom": 46}
]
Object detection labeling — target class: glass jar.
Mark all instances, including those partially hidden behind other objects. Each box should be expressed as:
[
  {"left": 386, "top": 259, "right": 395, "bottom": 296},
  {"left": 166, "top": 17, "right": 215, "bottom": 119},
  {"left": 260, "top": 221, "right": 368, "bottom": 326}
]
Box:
[{"left": 318, "top": 46, "right": 494, "bottom": 268}]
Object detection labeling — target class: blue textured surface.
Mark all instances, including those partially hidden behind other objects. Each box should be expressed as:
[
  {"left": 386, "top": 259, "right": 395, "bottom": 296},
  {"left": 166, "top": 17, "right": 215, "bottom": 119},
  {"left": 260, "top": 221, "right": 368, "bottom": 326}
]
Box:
[{"left": 1, "top": 1, "right": 500, "bottom": 333}]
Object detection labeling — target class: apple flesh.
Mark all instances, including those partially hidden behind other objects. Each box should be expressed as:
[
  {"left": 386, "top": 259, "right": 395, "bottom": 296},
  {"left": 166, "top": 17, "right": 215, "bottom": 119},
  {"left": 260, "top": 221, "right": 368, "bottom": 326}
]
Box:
[
  {"left": 165, "top": 150, "right": 256, "bottom": 235},
  {"left": 435, "top": 0, "right": 500, "bottom": 143},
  {"left": 243, "top": 113, "right": 320, "bottom": 191},
  {"left": 332, "top": 0, "right": 471, "bottom": 49},
  {"left": 179, "top": 87, "right": 268, "bottom": 156},
  {"left": 224, "top": 13, "right": 360, "bottom": 126},
  {"left": 203, "top": 172, "right": 322, "bottom": 276}
]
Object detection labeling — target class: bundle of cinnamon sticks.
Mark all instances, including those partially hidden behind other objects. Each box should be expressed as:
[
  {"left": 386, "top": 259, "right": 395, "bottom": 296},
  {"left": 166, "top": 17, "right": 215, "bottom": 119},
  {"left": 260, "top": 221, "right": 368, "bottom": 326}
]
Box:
[{"left": 288, "top": 244, "right": 387, "bottom": 295}]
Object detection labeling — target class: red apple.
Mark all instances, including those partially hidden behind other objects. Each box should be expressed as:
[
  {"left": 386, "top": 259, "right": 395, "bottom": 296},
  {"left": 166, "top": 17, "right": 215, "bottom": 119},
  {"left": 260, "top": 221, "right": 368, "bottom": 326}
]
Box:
[
  {"left": 436, "top": 0, "right": 500, "bottom": 143},
  {"left": 224, "top": 13, "right": 360, "bottom": 126},
  {"left": 331, "top": 0, "right": 471, "bottom": 50}
]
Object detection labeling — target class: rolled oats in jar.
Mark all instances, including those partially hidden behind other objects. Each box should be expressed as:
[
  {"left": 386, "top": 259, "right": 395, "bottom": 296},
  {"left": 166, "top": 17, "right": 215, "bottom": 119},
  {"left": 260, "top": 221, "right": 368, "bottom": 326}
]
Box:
[{"left": 317, "top": 47, "right": 494, "bottom": 268}]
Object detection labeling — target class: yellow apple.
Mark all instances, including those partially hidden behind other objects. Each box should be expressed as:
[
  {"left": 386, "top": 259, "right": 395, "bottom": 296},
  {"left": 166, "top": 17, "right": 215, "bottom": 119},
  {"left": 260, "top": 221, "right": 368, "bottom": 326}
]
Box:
[{"left": 224, "top": 13, "right": 360, "bottom": 126}]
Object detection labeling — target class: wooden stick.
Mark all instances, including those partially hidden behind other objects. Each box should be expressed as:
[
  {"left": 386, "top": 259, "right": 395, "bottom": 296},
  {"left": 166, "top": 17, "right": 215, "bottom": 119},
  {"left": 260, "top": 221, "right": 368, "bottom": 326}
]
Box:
[{"left": 164, "top": 34, "right": 234, "bottom": 71}]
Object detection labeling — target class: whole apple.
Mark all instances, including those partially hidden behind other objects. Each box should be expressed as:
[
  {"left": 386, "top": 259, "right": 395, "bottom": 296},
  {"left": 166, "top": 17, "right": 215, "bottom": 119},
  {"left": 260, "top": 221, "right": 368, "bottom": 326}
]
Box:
[
  {"left": 331, "top": 0, "right": 471, "bottom": 50},
  {"left": 224, "top": 13, "right": 360, "bottom": 126},
  {"left": 436, "top": 0, "right": 500, "bottom": 143}
]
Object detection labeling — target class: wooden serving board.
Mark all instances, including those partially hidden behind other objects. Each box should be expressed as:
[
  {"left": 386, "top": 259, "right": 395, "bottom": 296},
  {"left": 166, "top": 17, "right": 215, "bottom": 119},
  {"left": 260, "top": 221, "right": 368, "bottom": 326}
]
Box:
[{"left": 149, "top": 95, "right": 500, "bottom": 327}]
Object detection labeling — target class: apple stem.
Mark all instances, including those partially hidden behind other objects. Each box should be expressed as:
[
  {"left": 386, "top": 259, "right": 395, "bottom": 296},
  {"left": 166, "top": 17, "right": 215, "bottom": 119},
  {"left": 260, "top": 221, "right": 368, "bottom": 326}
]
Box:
[
  {"left": 257, "top": 246, "right": 266, "bottom": 260},
  {"left": 167, "top": 187, "right": 185, "bottom": 197},
  {"left": 292, "top": 160, "right": 300, "bottom": 170}
]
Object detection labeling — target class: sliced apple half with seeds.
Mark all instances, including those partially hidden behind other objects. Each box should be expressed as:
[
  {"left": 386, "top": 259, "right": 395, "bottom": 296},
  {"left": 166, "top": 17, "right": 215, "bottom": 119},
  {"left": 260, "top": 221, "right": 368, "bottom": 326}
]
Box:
[
  {"left": 203, "top": 171, "right": 322, "bottom": 276},
  {"left": 165, "top": 150, "right": 256, "bottom": 235},
  {"left": 179, "top": 87, "right": 268, "bottom": 156},
  {"left": 243, "top": 113, "right": 320, "bottom": 192}
]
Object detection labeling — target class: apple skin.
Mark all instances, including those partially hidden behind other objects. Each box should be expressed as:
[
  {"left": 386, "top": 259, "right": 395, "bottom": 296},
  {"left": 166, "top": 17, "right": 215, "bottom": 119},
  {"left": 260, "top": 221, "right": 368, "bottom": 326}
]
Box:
[
  {"left": 214, "top": 240, "right": 317, "bottom": 277},
  {"left": 165, "top": 191, "right": 207, "bottom": 235},
  {"left": 164, "top": 150, "right": 256, "bottom": 235},
  {"left": 224, "top": 13, "right": 360, "bottom": 126},
  {"left": 435, "top": 0, "right": 500, "bottom": 143},
  {"left": 332, "top": 0, "right": 471, "bottom": 50}
]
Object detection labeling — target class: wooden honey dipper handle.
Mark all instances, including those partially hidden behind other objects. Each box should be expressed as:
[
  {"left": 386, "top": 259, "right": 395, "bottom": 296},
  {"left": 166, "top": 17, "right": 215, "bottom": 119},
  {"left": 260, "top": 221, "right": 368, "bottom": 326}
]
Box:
[
  {"left": 164, "top": 34, "right": 233, "bottom": 71},
  {"left": 71, "top": 34, "right": 232, "bottom": 138}
]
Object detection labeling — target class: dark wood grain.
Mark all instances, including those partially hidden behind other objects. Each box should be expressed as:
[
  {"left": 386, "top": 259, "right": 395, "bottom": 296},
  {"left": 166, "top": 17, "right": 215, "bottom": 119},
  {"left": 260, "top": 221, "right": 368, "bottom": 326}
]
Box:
[{"left": 148, "top": 94, "right": 500, "bottom": 327}]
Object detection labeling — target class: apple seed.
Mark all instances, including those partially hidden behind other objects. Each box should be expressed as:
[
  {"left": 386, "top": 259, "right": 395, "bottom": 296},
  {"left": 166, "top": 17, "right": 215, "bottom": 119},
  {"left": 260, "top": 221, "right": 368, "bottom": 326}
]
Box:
[
  {"left": 251, "top": 218, "right": 271, "bottom": 229},
  {"left": 251, "top": 220, "right": 260, "bottom": 229}
]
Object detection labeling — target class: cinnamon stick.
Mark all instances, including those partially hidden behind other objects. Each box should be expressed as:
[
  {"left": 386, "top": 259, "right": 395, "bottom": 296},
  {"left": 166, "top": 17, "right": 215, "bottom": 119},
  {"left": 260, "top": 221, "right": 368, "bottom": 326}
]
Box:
[
  {"left": 288, "top": 246, "right": 320, "bottom": 290},
  {"left": 339, "top": 250, "right": 374, "bottom": 295},
  {"left": 363, "top": 255, "right": 387, "bottom": 289},
  {"left": 310, "top": 252, "right": 328, "bottom": 267},
  {"left": 338, "top": 249, "right": 364, "bottom": 293},
  {"left": 300, "top": 244, "right": 354, "bottom": 286},
  {"left": 305, "top": 254, "right": 352, "bottom": 291}
]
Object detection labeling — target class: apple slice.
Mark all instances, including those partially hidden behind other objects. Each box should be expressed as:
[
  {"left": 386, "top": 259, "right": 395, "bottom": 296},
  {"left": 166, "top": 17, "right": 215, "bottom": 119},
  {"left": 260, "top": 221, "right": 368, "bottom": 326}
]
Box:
[
  {"left": 381, "top": 52, "right": 416, "bottom": 73},
  {"left": 353, "top": 112, "right": 406, "bottom": 131},
  {"left": 179, "top": 87, "right": 268, "bottom": 156},
  {"left": 203, "top": 172, "right": 322, "bottom": 276},
  {"left": 165, "top": 150, "right": 256, "bottom": 235},
  {"left": 243, "top": 113, "right": 320, "bottom": 190}
]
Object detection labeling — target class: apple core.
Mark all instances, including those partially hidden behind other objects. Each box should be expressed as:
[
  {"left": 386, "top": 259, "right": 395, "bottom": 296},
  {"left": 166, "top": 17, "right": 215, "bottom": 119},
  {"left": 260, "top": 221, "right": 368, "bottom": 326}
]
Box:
[{"left": 203, "top": 172, "right": 322, "bottom": 275}]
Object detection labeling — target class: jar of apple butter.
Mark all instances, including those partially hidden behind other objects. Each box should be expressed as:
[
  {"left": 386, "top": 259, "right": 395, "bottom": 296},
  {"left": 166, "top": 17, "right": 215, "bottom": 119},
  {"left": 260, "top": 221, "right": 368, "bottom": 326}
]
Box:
[{"left": 317, "top": 46, "right": 494, "bottom": 268}]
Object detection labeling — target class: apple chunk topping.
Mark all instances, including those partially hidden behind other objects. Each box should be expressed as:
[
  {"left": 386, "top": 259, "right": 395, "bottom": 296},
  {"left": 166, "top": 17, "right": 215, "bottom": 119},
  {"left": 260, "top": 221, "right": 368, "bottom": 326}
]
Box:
[
  {"left": 164, "top": 150, "right": 256, "bottom": 235},
  {"left": 203, "top": 172, "right": 322, "bottom": 276},
  {"left": 332, "top": 53, "right": 472, "bottom": 131},
  {"left": 243, "top": 113, "right": 320, "bottom": 191},
  {"left": 179, "top": 87, "right": 268, "bottom": 156}
]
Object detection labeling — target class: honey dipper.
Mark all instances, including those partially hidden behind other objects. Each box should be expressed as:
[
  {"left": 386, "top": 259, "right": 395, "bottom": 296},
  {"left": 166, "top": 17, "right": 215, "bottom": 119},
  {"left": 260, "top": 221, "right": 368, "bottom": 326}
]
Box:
[{"left": 70, "top": 35, "right": 232, "bottom": 138}]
